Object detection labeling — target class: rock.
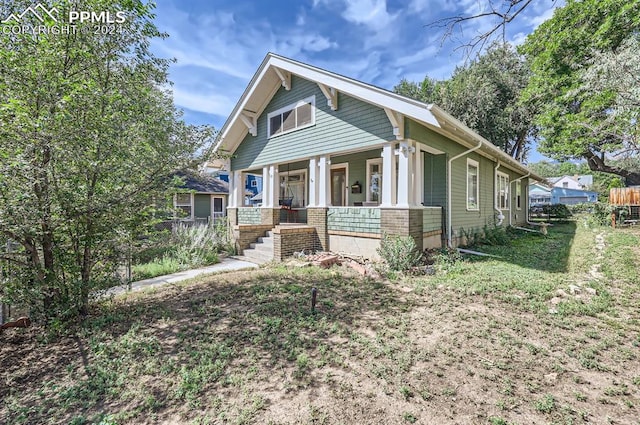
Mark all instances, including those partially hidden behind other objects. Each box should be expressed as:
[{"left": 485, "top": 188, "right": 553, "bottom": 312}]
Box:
[
  {"left": 556, "top": 289, "right": 568, "bottom": 298},
  {"left": 569, "top": 285, "right": 581, "bottom": 295},
  {"left": 347, "top": 260, "right": 367, "bottom": 276},
  {"left": 312, "top": 254, "right": 340, "bottom": 269},
  {"left": 548, "top": 307, "right": 558, "bottom": 314},
  {"left": 550, "top": 297, "right": 563, "bottom": 306},
  {"left": 585, "top": 287, "right": 597, "bottom": 296}
]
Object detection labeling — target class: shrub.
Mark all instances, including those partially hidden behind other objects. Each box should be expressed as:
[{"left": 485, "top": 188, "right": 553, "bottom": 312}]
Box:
[
  {"left": 542, "top": 204, "right": 572, "bottom": 219},
  {"left": 428, "top": 248, "right": 464, "bottom": 274},
  {"left": 377, "top": 233, "right": 423, "bottom": 272},
  {"left": 171, "top": 223, "right": 221, "bottom": 267},
  {"left": 459, "top": 225, "right": 510, "bottom": 247}
]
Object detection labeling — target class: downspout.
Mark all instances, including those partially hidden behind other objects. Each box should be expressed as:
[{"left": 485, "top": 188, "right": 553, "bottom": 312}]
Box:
[
  {"left": 447, "top": 140, "right": 483, "bottom": 248},
  {"left": 494, "top": 161, "right": 505, "bottom": 226},
  {"left": 509, "top": 172, "right": 530, "bottom": 226}
]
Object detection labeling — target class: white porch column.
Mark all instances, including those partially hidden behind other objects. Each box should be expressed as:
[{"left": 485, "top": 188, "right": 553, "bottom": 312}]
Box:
[
  {"left": 318, "top": 155, "right": 330, "bottom": 207},
  {"left": 267, "top": 165, "right": 279, "bottom": 208},
  {"left": 414, "top": 145, "right": 423, "bottom": 206},
  {"left": 396, "top": 140, "right": 414, "bottom": 208},
  {"left": 381, "top": 143, "right": 394, "bottom": 207},
  {"left": 262, "top": 166, "right": 270, "bottom": 207},
  {"left": 231, "top": 170, "right": 244, "bottom": 208},
  {"left": 308, "top": 157, "right": 318, "bottom": 207}
]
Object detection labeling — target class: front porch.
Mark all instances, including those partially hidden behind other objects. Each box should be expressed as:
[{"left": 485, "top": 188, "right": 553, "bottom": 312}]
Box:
[
  {"left": 226, "top": 142, "right": 447, "bottom": 260},
  {"left": 229, "top": 205, "right": 443, "bottom": 261}
]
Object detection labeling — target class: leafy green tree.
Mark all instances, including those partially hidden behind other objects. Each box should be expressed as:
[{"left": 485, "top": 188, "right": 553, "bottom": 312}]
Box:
[
  {"left": 520, "top": 0, "right": 640, "bottom": 184},
  {"left": 395, "top": 43, "right": 536, "bottom": 161},
  {"left": 0, "top": 0, "right": 211, "bottom": 320}
]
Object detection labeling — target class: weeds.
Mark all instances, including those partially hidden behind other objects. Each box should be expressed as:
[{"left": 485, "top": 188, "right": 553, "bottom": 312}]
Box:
[
  {"left": 534, "top": 394, "right": 556, "bottom": 413},
  {"left": 377, "top": 233, "right": 423, "bottom": 273},
  {"left": 3, "top": 223, "right": 640, "bottom": 424},
  {"left": 132, "top": 223, "right": 225, "bottom": 279}
]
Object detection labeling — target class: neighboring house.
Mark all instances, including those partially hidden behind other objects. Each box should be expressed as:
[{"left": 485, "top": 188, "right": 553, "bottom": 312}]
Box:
[
  {"left": 529, "top": 182, "right": 598, "bottom": 206},
  {"left": 547, "top": 174, "right": 593, "bottom": 190},
  {"left": 172, "top": 171, "right": 228, "bottom": 224},
  {"left": 213, "top": 53, "right": 542, "bottom": 260},
  {"left": 206, "top": 169, "right": 263, "bottom": 206}
]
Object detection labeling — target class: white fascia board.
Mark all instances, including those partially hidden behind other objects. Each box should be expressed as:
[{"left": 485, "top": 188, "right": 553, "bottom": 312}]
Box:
[
  {"left": 428, "top": 104, "right": 544, "bottom": 182},
  {"left": 268, "top": 56, "right": 441, "bottom": 129},
  {"left": 214, "top": 55, "right": 277, "bottom": 153}
]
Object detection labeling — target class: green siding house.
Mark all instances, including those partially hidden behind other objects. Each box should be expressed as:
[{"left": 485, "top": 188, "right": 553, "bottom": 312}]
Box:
[{"left": 214, "top": 54, "right": 542, "bottom": 261}]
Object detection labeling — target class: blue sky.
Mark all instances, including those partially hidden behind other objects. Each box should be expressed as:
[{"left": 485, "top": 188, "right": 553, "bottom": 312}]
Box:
[{"left": 151, "top": 0, "right": 562, "bottom": 163}]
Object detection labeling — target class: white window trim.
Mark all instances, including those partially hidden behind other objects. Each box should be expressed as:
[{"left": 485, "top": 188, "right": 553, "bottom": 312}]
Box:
[
  {"left": 279, "top": 169, "right": 307, "bottom": 207},
  {"left": 212, "top": 196, "right": 225, "bottom": 221},
  {"left": 516, "top": 181, "right": 522, "bottom": 210},
  {"left": 267, "top": 95, "right": 316, "bottom": 138},
  {"left": 330, "top": 162, "right": 349, "bottom": 207},
  {"left": 366, "top": 158, "right": 383, "bottom": 204},
  {"left": 466, "top": 158, "right": 479, "bottom": 211},
  {"left": 174, "top": 193, "right": 194, "bottom": 220},
  {"left": 496, "top": 171, "right": 510, "bottom": 210}
]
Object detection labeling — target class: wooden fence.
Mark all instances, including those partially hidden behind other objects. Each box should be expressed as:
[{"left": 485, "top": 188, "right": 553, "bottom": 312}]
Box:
[{"left": 610, "top": 187, "right": 640, "bottom": 206}]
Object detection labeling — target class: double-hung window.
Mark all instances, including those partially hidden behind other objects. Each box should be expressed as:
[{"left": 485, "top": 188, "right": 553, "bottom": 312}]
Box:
[
  {"left": 496, "top": 172, "right": 509, "bottom": 210},
  {"left": 268, "top": 96, "right": 315, "bottom": 137},
  {"left": 175, "top": 193, "right": 193, "bottom": 219},
  {"left": 516, "top": 181, "right": 522, "bottom": 210},
  {"left": 467, "top": 159, "right": 479, "bottom": 210}
]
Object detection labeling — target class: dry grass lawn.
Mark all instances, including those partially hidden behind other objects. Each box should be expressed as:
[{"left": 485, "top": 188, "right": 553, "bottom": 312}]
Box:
[{"left": 1, "top": 220, "right": 639, "bottom": 424}]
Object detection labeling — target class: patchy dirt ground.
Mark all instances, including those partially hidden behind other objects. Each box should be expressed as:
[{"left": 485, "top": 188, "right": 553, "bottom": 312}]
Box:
[{"left": 1, "top": 223, "right": 639, "bottom": 425}]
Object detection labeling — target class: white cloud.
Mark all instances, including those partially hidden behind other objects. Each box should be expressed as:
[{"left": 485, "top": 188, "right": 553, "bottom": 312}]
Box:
[
  {"left": 522, "top": 5, "right": 558, "bottom": 29},
  {"left": 171, "top": 86, "right": 234, "bottom": 116},
  {"left": 341, "top": 0, "right": 396, "bottom": 30},
  {"left": 396, "top": 45, "right": 438, "bottom": 67}
]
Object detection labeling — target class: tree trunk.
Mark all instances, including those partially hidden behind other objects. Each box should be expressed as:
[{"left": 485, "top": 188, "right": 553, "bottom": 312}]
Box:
[{"left": 584, "top": 150, "right": 640, "bottom": 185}]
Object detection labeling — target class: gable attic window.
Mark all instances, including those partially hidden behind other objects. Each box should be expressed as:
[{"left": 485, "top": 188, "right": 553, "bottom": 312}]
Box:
[{"left": 268, "top": 96, "right": 315, "bottom": 137}]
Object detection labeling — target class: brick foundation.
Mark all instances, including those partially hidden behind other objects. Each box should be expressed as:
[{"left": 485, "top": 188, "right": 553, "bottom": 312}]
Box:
[
  {"left": 380, "top": 208, "right": 424, "bottom": 251},
  {"left": 306, "top": 208, "right": 328, "bottom": 251},
  {"left": 227, "top": 208, "right": 238, "bottom": 227},
  {"left": 273, "top": 225, "right": 320, "bottom": 261},
  {"left": 261, "top": 208, "right": 281, "bottom": 227}
]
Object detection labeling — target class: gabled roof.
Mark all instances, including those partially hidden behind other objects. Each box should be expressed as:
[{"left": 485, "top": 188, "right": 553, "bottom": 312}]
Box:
[
  {"left": 173, "top": 171, "right": 228, "bottom": 194},
  {"left": 214, "top": 53, "right": 543, "bottom": 181}
]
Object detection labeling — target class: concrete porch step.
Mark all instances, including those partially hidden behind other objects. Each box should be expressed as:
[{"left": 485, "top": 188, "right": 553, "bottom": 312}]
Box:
[
  {"left": 236, "top": 250, "right": 273, "bottom": 265},
  {"left": 240, "top": 230, "right": 275, "bottom": 265},
  {"left": 250, "top": 243, "right": 274, "bottom": 254},
  {"left": 254, "top": 237, "right": 273, "bottom": 246}
]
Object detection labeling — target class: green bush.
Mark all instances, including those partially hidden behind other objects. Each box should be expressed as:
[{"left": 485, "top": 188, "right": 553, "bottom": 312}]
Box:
[
  {"left": 542, "top": 204, "right": 572, "bottom": 219},
  {"left": 459, "top": 225, "right": 510, "bottom": 247},
  {"left": 131, "top": 223, "right": 227, "bottom": 280},
  {"left": 171, "top": 223, "right": 222, "bottom": 267},
  {"left": 377, "top": 233, "right": 423, "bottom": 272}
]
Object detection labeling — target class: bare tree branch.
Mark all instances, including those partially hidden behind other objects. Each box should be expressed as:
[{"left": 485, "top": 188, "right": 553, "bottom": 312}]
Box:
[{"left": 428, "top": 0, "right": 539, "bottom": 58}]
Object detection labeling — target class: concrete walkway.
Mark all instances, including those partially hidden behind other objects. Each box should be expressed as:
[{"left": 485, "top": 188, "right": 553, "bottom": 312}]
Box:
[{"left": 102, "top": 257, "right": 259, "bottom": 298}]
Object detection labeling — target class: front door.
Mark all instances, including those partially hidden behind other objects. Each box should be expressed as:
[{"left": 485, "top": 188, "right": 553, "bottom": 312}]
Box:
[{"left": 331, "top": 167, "right": 347, "bottom": 206}]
